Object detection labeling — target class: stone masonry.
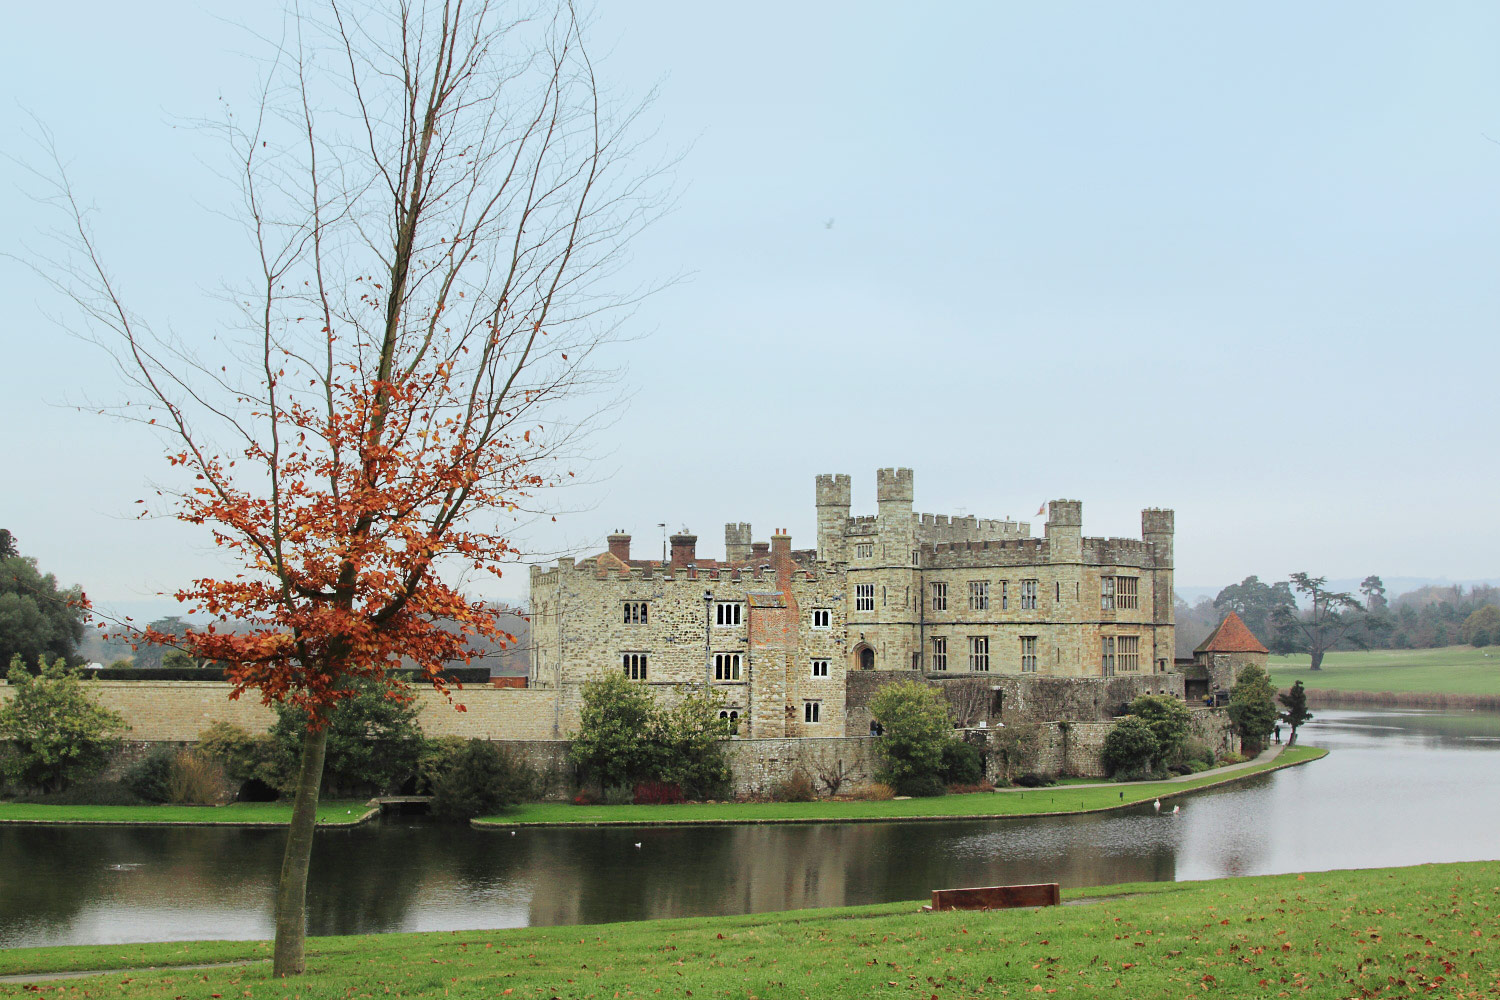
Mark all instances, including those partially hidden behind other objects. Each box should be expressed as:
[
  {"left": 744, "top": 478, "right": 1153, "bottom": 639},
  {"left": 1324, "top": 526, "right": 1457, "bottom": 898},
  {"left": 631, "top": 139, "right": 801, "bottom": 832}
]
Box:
[{"left": 531, "top": 467, "right": 1177, "bottom": 738}]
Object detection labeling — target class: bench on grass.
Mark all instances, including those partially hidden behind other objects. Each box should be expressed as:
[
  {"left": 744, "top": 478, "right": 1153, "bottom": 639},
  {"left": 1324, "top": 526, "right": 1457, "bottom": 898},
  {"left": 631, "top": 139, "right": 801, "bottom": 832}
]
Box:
[{"left": 923, "top": 882, "right": 1061, "bottom": 912}]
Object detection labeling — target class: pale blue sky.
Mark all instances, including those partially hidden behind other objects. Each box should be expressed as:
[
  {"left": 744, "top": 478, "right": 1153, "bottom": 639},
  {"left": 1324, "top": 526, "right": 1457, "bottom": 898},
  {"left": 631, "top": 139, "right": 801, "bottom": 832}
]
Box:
[{"left": 2, "top": 2, "right": 1497, "bottom": 620}]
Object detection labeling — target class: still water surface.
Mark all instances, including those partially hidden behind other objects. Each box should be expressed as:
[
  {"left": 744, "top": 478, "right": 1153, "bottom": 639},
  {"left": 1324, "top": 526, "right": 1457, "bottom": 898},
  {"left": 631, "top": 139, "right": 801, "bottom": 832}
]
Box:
[{"left": 3, "top": 707, "right": 1498, "bottom": 947}]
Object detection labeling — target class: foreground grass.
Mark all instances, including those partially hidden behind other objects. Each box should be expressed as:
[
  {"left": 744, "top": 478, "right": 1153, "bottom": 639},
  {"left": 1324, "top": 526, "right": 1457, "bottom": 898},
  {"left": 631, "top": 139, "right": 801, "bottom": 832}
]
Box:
[
  {"left": 477, "top": 746, "right": 1326, "bottom": 827},
  {"left": 0, "top": 799, "right": 372, "bottom": 826},
  {"left": 1269, "top": 646, "right": 1500, "bottom": 696},
  {"left": 3, "top": 860, "right": 1497, "bottom": 997}
]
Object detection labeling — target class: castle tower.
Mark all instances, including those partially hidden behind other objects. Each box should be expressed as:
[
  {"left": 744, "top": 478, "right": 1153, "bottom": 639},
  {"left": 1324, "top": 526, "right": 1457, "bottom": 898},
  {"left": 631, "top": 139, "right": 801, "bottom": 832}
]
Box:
[
  {"left": 724, "top": 522, "right": 752, "bottom": 563},
  {"left": 875, "top": 467, "right": 916, "bottom": 565},
  {"left": 1045, "top": 500, "right": 1083, "bottom": 563},
  {"left": 1142, "top": 508, "right": 1176, "bottom": 671},
  {"left": 814, "top": 473, "right": 851, "bottom": 562}
]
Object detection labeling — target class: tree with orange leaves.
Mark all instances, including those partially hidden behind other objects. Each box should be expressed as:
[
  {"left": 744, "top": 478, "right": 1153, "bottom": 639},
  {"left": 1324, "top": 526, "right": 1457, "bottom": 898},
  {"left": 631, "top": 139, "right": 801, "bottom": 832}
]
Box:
[{"left": 31, "top": 0, "right": 666, "bottom": 975}]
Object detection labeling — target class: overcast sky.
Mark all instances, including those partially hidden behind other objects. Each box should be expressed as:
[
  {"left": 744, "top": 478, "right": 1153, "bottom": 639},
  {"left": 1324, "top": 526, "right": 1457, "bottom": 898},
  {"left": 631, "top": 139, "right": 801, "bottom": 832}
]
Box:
[{"left": 2, "top": 2, "right": 1497, "bottom": 620}]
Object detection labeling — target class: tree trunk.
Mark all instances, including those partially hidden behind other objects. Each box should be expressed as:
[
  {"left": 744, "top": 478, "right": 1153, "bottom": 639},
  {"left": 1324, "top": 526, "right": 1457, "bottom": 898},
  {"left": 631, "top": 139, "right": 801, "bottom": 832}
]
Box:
[
  {"left": 1309, "top": 649, "right": 1324, "bottom": 671},
  {"left": 273, "top": 724, "right": 328, "bottom": 977},
  {"left": 1287, "top": 730, "right": 1298, "bottom": 747}
]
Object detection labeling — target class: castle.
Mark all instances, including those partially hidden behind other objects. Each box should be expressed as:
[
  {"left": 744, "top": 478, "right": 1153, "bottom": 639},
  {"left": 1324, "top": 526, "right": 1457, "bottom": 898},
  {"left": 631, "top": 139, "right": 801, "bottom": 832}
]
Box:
[{"left": 528, "top": 468, "right": 1179, "bottom": 738}]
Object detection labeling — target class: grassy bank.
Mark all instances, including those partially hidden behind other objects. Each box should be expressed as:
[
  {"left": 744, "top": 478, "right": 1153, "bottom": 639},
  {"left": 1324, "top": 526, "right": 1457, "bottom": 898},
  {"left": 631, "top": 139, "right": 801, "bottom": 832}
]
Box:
[
  {"left": 0, "top": 799, "right": 374, "bottom": 826},
  {"left": 2, "top": 859, "right": 1496, "bottom": 996},
  {"left": 475, "top": 746, "right": 1325, "bottom": 827},
  {"left": 1269, "top": 646, "right": 1500, "bottom": 697}
]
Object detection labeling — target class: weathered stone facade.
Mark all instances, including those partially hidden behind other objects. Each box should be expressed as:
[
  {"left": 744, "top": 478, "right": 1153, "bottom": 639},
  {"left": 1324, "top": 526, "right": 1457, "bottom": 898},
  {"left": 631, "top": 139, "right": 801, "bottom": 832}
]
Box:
[{"left": 531, "top": 467, "right": 1177, "bottom": 737}]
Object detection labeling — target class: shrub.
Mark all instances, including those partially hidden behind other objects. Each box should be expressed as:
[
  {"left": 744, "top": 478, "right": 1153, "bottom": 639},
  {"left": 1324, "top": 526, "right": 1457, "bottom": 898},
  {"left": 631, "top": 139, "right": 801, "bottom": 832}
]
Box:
[
  {"left": 633, "top": 781, "right": 686, "bottom": 805},
  {"left": 1176, "top": 736, "right": 1216, "bottom": 769},
  {"left": 570, "top": 673, "right": 733, "bottom": 797},
  {"left": 572, "top": 789, "right": 599, "bottom": 806},
  {"left": 123, "top": 746, "right": 178, "bottom": 803},
  {"left": 0, "top": 655, "right": 127, "bottom": 792},
  {"left": 165, "top": 751, "right": 232, "bottom": 805},
  {"left": 1102, "top": 716, "right": 1159, "bottom": 776},
  {"left": 869, "top": 681, "right": 951, "bottom": 788},
  {"left": 197, "top": 722, "right": 279, "bottom": 787},
  {"left": 1124, "top": 695, "right": 1191, "bottom": 767},
  {"left": 893, "top": 773, "right": 947, "bottom": 798},
  {"left": 602, "top": 784, "right": 634, "bottom": 805},
  {"left": 1228, "top": 665, "right": 1278, "bottom": 755},
  {"left": 940, "top": 740, "right": 985, "bottom": 785},
  {"left": 1013, "top": 772, "right": 1054, "bottom": 788},
  {"left": 429, "top": 740, "right": 533, "bottom": 821},
  {"left": 847, "top": 782, "right": 895, "bottom": 801},
  {"left": 1219, "top": 752, "right": 1248, "bottom": 765},
  {"left": 1111, "top": 767, "right": 1164, "bottom": 783},
  {"left": 414, "top": 736, "right": 468, "bottom": 795},
  {"left": 269, "top": 680, "right": 425, "bottom": 796},
  {"left": 769, "top": 770, "right": 817, "bottom": 802},
  {"left": 19, "top": 779, "right": 145, "bottom": 806},
  {"left": 947, "top": 781, "right": 996, "bottom": 795}
]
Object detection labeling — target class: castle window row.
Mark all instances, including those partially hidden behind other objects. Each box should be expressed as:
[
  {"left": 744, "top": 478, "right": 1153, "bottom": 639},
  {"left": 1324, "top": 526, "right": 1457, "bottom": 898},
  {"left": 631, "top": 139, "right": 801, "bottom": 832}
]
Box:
[
  {"left": 812, "top": 658, "right": 830, "bottom": 678},
  {"left": 623, "top": 652, "right": 648, "bottom": 681},
  {"left": 804, "top": 700, "right": 822, "bottom": 723},
  {"left": 930, "top": 582, "right": 947, "bottom": 611},
  {"left": 715, "top": 601, "right": 743, "bottom": 626},
  {"left": 812, "top": 608, "right": 831, "bottom": 629},
  {"left": 969, "top": 580, "right": 988, "bottom": 611},
  {"left": 623, "top": 601, "right": 648, "bottom": 624},
  {"left": 855, "top": 584, "right": 875, "bottom": 611},
  {"left": 925, "top": 634, "right": 1041, "bottom": 673},
  {"left": 855, "top": 542, "right": 874, "bottom": 559}
]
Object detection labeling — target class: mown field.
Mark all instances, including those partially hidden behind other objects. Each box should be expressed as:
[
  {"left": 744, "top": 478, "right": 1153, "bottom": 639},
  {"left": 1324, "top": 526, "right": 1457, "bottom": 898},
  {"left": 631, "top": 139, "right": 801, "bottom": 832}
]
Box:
[
  {"left": 0, "top": 799, "right": 372, "bottom": 826},
  {"left": 1268, "top": 646, "right": 1500, "bottom": 696},
  {"left": 2, "top": 859, "right": 1496, "bottom": 997},
  {"left": 476, "top": 747, "right": 1324, "bottom": 827}
]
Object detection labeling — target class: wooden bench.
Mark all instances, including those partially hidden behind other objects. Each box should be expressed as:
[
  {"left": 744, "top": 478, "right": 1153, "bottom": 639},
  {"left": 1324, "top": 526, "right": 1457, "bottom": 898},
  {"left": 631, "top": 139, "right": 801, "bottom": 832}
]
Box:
[{"left": 924, "top": 883, "right": 1061, "bottom": 912}]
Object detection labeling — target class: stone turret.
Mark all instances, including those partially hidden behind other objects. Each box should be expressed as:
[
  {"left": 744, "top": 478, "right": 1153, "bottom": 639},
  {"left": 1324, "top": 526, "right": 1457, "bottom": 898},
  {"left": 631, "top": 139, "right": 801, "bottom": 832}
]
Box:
[
  {"left": 1045, "top": 499, "right": 1083, "bottom": 563},
  {"left": 725, "top": 522, "right": 752, "bottom": 562},
  {"left": 814, "top": 473, "right": 851, "bottom": 562}
]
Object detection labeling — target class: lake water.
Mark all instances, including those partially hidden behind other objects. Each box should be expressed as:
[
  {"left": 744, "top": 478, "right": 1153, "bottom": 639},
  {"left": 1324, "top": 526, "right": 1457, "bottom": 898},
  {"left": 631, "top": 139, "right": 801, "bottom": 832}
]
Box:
[{"left": 3, "top": 707, "right": 1498, "bottom": 948}]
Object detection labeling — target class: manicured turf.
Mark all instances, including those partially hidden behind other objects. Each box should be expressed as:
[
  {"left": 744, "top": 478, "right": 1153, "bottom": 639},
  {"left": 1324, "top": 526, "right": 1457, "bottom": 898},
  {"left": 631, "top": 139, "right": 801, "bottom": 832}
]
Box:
[
  {"left": 1269, "top": 645, "right": 1500, "bottom": 696},
  {"left": 476, "top": 746, "right": 1326, "bottom": 827},
  {"left": 2, "top": 859, "right": 1496, "bottom": 997},
  {"left": 0, "top": 799, "right": 373, "bottom": 826}
]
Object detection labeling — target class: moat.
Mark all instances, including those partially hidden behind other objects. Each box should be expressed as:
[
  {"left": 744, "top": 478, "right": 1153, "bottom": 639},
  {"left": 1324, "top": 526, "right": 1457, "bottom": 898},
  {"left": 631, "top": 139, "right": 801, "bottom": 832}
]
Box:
[{"left": 3, "top": 706, "right": 1498, "bottom": 948}]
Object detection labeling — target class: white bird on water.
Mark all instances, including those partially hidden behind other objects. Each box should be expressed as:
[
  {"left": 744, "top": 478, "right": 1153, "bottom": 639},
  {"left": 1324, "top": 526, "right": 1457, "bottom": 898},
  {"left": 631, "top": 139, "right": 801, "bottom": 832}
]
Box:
[
  {"left": 1172, "top": 804, "right": 1180, "bottom": 815},
  {"left": 634, "top": 842, "right": 642, "bottom": 849},
  {"left": 1153, "top": 799, "right": 1161, "bottom": 812}
]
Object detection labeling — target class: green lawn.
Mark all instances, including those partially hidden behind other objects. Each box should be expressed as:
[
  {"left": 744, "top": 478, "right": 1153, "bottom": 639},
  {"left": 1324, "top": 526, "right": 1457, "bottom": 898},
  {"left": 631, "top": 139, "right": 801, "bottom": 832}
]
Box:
[
  {"left": 2, "top": 859, "right": 1496, "bottom": 998},
  {"left": 1268, "top": 645, "right": 1500, "bottom": 695},
  {"left": 475, "top": 747, "right": 1325, "bottom": 827},
  {"left": 0, "top": 799, "right": 374, "bottom": 826}
]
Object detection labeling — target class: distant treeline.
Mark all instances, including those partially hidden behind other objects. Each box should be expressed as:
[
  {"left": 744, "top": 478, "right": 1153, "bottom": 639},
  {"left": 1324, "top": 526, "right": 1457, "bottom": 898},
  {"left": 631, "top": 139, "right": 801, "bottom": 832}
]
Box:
[{"left": 1176, "top": 578, "right": 1500, "bottom": 658}]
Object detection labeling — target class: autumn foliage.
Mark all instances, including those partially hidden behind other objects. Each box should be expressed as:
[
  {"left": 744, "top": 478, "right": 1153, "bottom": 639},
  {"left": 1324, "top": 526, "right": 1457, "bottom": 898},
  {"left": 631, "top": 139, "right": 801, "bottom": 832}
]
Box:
[{"left": 140, "top": 365, "right": 536, "bottom": 721}]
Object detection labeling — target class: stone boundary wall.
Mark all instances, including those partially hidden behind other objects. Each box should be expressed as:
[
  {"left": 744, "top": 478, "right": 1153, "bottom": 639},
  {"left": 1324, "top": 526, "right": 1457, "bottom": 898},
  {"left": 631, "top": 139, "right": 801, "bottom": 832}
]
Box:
[
  {"left": 844, "top": 669, "right": 1186, "bottom": 736},
  {"left": 0, "top": 680, "right": 560, "bottom": 742}
]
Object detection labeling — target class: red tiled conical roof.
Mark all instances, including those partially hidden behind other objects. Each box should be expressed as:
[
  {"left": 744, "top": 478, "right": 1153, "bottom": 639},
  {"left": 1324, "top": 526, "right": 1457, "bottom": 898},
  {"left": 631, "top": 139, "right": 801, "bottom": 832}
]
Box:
[{"left": 1195, "top": 611, "right": 1269, "bottom": 654}]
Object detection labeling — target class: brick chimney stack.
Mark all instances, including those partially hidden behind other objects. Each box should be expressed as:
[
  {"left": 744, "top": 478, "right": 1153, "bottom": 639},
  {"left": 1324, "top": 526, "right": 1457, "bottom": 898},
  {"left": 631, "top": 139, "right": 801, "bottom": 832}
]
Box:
[
  {"left": 669, "top": 532, "right": 697, "bottom": 567},
  {"left": 607, "top": 531, "right": 631, "bottom": 561}
]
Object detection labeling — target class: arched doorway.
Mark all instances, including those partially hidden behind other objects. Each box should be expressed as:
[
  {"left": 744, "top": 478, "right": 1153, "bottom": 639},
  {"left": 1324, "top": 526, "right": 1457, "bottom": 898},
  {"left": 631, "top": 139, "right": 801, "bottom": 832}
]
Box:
[{"left": 856, "top": 645, "right": 875, "bottom": 671}]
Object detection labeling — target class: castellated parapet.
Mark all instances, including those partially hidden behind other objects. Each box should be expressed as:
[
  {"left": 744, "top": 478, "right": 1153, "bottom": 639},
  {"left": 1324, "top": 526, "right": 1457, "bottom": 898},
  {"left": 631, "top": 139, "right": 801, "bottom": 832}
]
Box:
[{"left": 531, "top": 468, "right": 1176, "bottom": 740}]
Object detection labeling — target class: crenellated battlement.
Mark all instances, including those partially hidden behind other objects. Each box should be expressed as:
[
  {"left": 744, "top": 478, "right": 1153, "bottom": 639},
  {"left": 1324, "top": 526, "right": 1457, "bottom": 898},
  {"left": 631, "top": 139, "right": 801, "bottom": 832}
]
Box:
[
  {"left": 875, "top": 466, "right": 914, "bottom": 503},
  {"left": 534, "top": 554, "right": 826, "bottom": 584}
]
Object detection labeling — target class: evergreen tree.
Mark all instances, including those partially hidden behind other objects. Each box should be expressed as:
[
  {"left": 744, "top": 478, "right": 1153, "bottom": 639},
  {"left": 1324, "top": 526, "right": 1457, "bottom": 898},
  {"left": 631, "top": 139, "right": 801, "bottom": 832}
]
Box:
[{"left": 1277, "top": 680, "right": 1314, "bottom": 747}]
